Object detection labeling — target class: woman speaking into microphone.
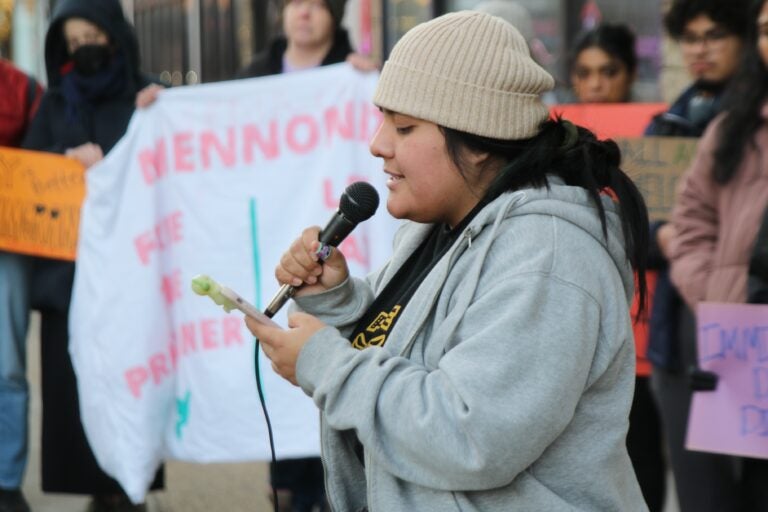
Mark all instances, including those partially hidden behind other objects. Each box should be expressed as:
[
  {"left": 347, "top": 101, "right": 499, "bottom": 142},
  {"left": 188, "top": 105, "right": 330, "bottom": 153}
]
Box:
[{"left": 247, "top": 11, "right": 650, "bottom": 511}]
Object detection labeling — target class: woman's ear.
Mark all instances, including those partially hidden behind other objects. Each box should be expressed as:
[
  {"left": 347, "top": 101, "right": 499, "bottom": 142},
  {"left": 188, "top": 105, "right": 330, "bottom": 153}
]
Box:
[
  {"left": 465, "top": 149, "right": 492, "bottom": 169},
  {"left": 470, "top": 151, "right": 505, "bottom": 195}
]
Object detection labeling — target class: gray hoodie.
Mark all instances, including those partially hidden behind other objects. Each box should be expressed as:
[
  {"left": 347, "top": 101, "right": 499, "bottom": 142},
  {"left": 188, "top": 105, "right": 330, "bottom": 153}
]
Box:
[{"left": 293, "top": 179, "right": 648, "bottom": 511}]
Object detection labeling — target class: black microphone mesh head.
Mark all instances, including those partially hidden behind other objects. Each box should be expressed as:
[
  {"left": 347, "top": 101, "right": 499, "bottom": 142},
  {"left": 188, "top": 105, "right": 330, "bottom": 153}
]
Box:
[{"left": 339, "top": 182, "right": 380, "bottom": 223}]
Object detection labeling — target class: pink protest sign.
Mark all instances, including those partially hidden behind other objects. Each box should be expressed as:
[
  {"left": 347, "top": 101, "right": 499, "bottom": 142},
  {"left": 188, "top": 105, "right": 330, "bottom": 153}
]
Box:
[{"left": 686, "top": 302, "right": 768, "bottom": 459}]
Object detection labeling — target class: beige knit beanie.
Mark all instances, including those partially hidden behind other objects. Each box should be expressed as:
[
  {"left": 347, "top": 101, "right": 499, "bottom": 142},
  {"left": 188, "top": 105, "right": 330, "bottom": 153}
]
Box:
[
  {"left": 473, "top": 0, "right": 534, "bottom": 44},
  {"left": 373, "top": 11, "right": 554, "bottom": 139}
]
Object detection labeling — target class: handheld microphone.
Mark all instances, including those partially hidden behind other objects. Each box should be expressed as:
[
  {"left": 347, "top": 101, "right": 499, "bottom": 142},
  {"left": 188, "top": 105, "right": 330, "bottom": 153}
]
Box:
[{"left": 264, "top": 182, "right": 380, "bottom": 318}]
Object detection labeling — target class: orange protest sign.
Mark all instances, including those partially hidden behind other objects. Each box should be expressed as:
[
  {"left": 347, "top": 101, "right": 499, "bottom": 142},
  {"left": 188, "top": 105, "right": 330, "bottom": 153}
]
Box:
[
  {"left": 0, "top": 146, "right": 85, "bottom": 260},
  {"left": 551, "top": 103, "right": 668, "bottom": 139}
]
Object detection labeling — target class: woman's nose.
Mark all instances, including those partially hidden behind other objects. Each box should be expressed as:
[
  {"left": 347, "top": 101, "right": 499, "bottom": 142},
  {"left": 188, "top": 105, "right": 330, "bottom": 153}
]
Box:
[{"left": 369, "top": 124, "right": 392, "bottom": 159}]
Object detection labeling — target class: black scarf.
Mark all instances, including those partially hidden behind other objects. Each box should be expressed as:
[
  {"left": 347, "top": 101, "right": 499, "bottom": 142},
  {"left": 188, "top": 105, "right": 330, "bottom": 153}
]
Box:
[{"left": 60, "top": 51, "right": 127, "bottom": 124}]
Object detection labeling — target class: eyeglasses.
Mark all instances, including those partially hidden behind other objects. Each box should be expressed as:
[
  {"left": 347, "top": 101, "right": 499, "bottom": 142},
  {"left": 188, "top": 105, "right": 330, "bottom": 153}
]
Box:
[{"left": 679, "top": 27, "right": 734, "bottom": 49}]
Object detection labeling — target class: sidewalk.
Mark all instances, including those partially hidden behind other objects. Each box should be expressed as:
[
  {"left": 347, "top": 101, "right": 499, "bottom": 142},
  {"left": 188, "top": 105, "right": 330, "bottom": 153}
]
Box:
[{"left": 22, "top": 313, "right": 272, "bottom": 512}]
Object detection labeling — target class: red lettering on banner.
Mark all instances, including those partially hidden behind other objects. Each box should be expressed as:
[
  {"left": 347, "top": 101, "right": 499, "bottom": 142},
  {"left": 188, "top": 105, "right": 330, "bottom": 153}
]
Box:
[
  {"left": 201, "top": 128, "right": 237, "bottom": 169},
  {"left": 201, "top": 319, "right": 218, "bottom": 350},
  {"left": 181, "top": 323, "right": 196, "bottom": 355},
  {"left": 360, "top": 103, "right": 383, "bottom": 142},
  {"left": 135, "top": 102, "right": 378, "bottom": 186},
  {"left": 173, "top": 132, "right": 195, "bottom": 172},
  {"left": 139, "top": 138, "right": 167, "bottom": 185},
  {"left": 325, "top": 102, "right": 355, "bottom": 143},
  {"left": 340, "top": 233, "right": 369, "bottom": 267},
  {"left": 149, "top": 353, "right": 170, "bottom": 384},
  {"left": 161, "top": 269, "right": 183, "bottom": 305},
  {"left": 123, "top": 316, "right": 249, "bottom": 399},
  {"left": 286, "top": 115, "right": 319, "bottom": 154},
  {"left": 125, "top": 367, "right": 149, "bottom": 399},
  {"left": 133, "top": 210, "right": 184, "bottom": 265},
  {"left": 243, "top": 121, "right": 279, "bottom": 162},
  {"left": 323, "top": 175, "right": 372, "bottom": 209},
  {"left": 222, "top": 317, "right": 244, "bottom": 346}
]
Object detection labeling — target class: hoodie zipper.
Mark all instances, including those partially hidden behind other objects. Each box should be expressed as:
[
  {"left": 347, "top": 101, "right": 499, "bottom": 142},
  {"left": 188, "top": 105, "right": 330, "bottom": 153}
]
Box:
[
  {"left": 351, "top": 227, "right": 477, "bottom": 512},
  {"left": 328, "top": 194, "right": 526, "bottom": 510},
  {"left": 397, "top": 226, "right": 476, "bottom": 358}
]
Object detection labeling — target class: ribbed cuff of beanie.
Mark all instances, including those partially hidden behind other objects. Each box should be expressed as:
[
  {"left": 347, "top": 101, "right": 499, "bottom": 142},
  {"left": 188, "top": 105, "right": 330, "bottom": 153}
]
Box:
[{"left": 373, "top": 60, "right": 550, "bottom": 140}]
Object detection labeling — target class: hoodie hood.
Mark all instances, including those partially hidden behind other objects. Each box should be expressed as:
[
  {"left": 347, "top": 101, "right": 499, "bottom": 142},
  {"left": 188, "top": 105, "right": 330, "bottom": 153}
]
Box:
[
  {"left": 44, "top": 0, "right": 141, "bottom": 90},
  {"left": 493, "top": 178, "right": 635, "bottom": 301},
  {"left": 378, "top": 177, "right": 636, "bottom": 322}
]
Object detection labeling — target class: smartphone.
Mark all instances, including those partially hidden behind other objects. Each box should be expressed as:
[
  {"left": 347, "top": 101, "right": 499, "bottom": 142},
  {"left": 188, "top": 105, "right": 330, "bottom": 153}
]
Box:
[{"left": 219, "top": 286, "right": 283, "bottom": 329}]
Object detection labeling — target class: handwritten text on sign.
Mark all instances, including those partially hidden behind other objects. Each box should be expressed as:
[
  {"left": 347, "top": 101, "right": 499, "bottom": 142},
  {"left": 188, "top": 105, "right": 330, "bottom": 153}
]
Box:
[
  {"left": 617, "top": 136, "right": 697, "bottom": 221},
  {"left": 686, "top": 302, "right": 768, "bottom": 459},
  {"left": 0, "top": 147, "right": 85, "bottom": 259}
]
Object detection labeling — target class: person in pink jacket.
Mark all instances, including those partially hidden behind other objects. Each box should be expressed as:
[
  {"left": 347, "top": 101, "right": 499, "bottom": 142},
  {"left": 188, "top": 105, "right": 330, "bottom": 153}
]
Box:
[
  {"left": 670, "top": 3, "right": 768, "bottom": 308},
  {"left": 668, "top": 0, "right": 768, "bottom": 508}
]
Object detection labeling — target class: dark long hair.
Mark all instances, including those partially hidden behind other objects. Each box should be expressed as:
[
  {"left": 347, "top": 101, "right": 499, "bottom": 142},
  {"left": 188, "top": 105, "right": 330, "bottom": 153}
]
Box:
[
  {"left": 713, "top": 0, "right": 768, "bottom": 184},
  {"left": 569, "top": 23, "right": 638, "bottom": 76},
  {"left": 440, "top": 119, "right": 649, "bottom": 319},
  {"left": 664, "top": 0, "right": 750, "bottom": 38}
]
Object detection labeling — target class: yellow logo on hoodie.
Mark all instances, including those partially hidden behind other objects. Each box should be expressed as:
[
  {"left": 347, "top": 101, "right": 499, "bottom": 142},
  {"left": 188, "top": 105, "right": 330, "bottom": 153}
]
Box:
[{"left": 351, "top": 305, "right": 402, "bottom": 349}]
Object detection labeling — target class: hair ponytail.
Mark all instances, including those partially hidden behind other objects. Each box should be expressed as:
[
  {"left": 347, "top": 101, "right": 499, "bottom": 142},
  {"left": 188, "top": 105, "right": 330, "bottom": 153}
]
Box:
[{"left": 441, "top": 118, "right": 649, "bottom": 320}]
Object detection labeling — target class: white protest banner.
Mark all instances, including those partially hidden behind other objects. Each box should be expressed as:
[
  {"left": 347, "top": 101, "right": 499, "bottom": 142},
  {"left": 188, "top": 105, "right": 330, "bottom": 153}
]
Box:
[
  {"left": 69, "top": 64, "right": 401, "bottom": 503},
  {"left": 686, "top": 302, "right": 768, "bottom": 459}
]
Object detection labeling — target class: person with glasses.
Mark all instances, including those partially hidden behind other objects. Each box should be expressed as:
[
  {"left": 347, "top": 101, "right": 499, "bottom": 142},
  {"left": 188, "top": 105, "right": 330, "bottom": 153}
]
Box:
[
  {"left": 668, "top": 0, "right": 768, "bottom": 509},
  {"left": 646, "top": 0, "right": 747, "bottom": 137},
  {"left": 644, "top": 1, "right": 751, "bottom": 511}
]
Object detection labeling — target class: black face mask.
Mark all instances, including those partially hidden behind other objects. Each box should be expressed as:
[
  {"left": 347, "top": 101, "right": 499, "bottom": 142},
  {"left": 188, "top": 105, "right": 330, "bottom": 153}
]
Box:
[{"left": 71, "top": 44, "right": 113, "bottom": 76}]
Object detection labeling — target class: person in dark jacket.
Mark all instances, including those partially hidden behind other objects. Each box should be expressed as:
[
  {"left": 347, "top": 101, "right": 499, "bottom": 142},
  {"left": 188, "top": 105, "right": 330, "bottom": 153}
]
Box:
[
  {"left": 644, "top": 1, "right": 751, "bottom": 511},
  {"left": 131, "top": 1, "right": 374, "bottom": 510},
  {"left": 568, "top": 23, "right": 666, "bottom": 511},
  {"left": 135, "top": 0, "right": 375, "bottom": 113},
  {"left": 238, "top": 0, "right": 356, "bottom": 79},
  {"left": 0, "top": 58, "right": 43, "bottom": 512},
  {"left": 21, "top": 1, "right": 162, "bottom": 510},
  {"left": 667, "top": 1, "right": 768, "bottom": 508},
  {"left": 646, "top": 0, "right": 747, "bottom": 137},
  {"left": 236, "top": 1, "right": 370, "bottom": 510}
]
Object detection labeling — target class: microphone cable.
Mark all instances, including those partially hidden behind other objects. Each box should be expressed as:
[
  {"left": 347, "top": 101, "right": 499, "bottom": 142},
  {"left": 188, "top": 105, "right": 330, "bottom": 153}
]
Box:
[
  {"left": 249, "top": 181, "right": 379, "bottom": 512},
  {"left": 253, "top": 337, "right": 279, "bottom": 512}
]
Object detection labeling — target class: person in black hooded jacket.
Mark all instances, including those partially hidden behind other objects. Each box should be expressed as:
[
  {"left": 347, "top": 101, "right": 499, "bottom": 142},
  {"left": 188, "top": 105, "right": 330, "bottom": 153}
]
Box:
[{"left": 21, "top": 0, "right": 163, "bottom": 510}]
